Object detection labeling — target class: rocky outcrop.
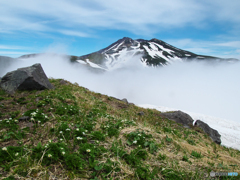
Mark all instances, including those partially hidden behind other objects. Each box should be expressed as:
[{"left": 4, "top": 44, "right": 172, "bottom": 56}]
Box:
[
  {"left": 0, "top": 63, "right": 54, "bottom": 94},
  {"left": 160, "top": 110, "right": 194, "bottom": 128},
  {"left": 194, "top": 120, "right": 221, "bottom": 144}
]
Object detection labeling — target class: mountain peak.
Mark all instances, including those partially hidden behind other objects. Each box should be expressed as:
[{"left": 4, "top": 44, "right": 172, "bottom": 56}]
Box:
[{"left": 76, "top": 37, "right": 238, "bottom": 70}]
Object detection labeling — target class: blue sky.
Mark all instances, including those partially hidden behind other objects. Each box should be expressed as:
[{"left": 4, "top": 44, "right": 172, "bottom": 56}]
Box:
[{"left": 1, "top": 0, "right": 240, "bottom": 59}]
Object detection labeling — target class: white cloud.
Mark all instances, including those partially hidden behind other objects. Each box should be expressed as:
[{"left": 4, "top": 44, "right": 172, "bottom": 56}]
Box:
[
  {"left": 58, "top": 30, "right": 90, "bottom": 38},
  {"left": 0, "top": 45, "right": 26, "bottom": 50},
  {"left": 0, "top": 51, "right": 32, "bottom": 57},
  {"left": 1, "top": 0, "right": 240, "bottom": 36},
  {"left": 166, "top": 38, "right": 240, "bottom": 59},
  {"left": 215, "top": 41, "right": 240, "bottom": 48}
]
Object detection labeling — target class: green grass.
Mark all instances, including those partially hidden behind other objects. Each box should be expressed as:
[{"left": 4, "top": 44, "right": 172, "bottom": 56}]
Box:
[{"left": 0, "top": 78, "right": 239, "bottom": 179}]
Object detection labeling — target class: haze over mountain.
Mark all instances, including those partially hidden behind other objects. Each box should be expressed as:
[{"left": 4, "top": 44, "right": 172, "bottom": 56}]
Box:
[{"left": 3, "top": 37, "right": 237, "bottom": 73}]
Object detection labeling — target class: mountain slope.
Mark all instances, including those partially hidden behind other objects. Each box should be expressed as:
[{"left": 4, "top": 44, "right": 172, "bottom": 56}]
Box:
[
  {"left": 76, "top": 37, "right": 238, "bottom": 70},
  {"left": 0, "top": 78, "right": 239, "bottom": 179}
]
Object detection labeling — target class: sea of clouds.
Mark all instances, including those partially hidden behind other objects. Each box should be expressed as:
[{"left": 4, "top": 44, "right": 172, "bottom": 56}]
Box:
[{"left": 1, "top": 53, "right": 240, "bottom": 149}]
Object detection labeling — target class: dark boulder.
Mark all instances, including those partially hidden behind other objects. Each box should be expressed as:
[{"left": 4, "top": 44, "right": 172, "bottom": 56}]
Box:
[
  {"left": 138, "top": 111, "right": 145, "bottom": 116},
  {"left": 194, "top": 120, "right": 221, "bottom": 144},
  {"left": 160, "top": 110, "right": 194, "bottom": 128},
  {"left": 0, "top": 63, "right": 54, "bottom": 94}
]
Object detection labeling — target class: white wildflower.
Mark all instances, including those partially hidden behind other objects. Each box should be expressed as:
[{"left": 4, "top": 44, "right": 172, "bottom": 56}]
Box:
[
  {"left": 48, "top": 154, "right": 52, "bottom": 158},
  {"left": 48, "top": 140, "right": 52, "bottom": 143},
  {"left": 15, "top": 152, "right": 19, "bottom": 156},
  {"left": 9, "top": 118, "right": 12, "bottom": 120},
  {"left": 59, "top": 131, "right": 63, "bottom": 134},
  {"left": 31, "top": 112, "right": 37, "bottom": 116},
  {"left": 82, "top": 132, "right": 85, "bottom": 135},
  {"left": 76, "top": 128, "right": 79, "bottom": 131},
  {"left": 15, "top": 120, "right": 19, "bottom": 123},
  {"left": 133, "top": 140, "right": 137, "bottom": 144},
  {"left": 60, "top": 138, "right": 63, "bottom": 141},
  {"left": 76, "top": 137, "right": 83, "bottom": 140},
  {"left": 138, "top": 134, "right": 141, "bottom": 136},
  {"left": 85, "top": 130, "right": 88, "bottom": 132},
  {"left": 86, "top": 149, "right": 91, "bottom": 153},
  {"left": 45, "top": 116, "right": 48, "bottom": 118},
  {"left": 2, "top": 147, "right": 7, "bottom": 151},
  {"left": 62, "top": 151, "right": 65, "bottom": 155},
  {"left": 66, "top": 128, "right": 70, "bottom": 131}
]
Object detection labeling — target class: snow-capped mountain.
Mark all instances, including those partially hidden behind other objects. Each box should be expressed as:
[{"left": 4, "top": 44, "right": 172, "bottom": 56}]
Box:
[{"left": 75, "top": 37, "right": 238, "bottom": 70}]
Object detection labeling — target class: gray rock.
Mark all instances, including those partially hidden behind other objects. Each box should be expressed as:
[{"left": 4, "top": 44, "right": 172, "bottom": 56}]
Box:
[
  {"left": 121, "top": 98, "right": 128, "bottom": 104},
  {"left": 59, "top": 79, "right": 69, "bottom": 85},
  {"left": 0, "top": 63, "right": 54, "bottom": 94},
  {"left": 160, "top": 110, "right": 194, "bottom": 128},
  {"left": 194, "top": 120, "right": 221, "bottom": 144},
  {"left": 18, "top": 116, "right": 30, "bottom": 121},
  {"left": 138, "top": 111, "right": 145, "bottom": 116}
]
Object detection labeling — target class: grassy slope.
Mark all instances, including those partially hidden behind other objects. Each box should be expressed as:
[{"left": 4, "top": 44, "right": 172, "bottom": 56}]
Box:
[{"left": 0, "top": 79, "right": 239, "bottom": 180}]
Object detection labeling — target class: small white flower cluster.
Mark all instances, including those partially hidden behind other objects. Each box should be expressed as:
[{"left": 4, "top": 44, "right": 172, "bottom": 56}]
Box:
[
  {"left": 31, "top": 112, "right": 37, "bottom": 117},
  {"left": 2, "top": 147, "right": 7, "bottom": 151},
  {"left": 76, "top": 137, "right": 83, "bottom": 140},
  {"left": 133, "top": 140, "right": 137, "bottom": 144},
  {"left": 104, "top": 125, "right": 110, "bottom": 128}
]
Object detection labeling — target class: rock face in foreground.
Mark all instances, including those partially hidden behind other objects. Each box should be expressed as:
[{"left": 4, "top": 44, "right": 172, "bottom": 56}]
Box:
[
  {"left": 194, "top": 120, "right": 221, "bottom": 144},
  {"left": 160, "top": 110, "right": 194, "bottom": 128},
  {"left": 0, "top": 63, "right": 54, "bottom": 94}
]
